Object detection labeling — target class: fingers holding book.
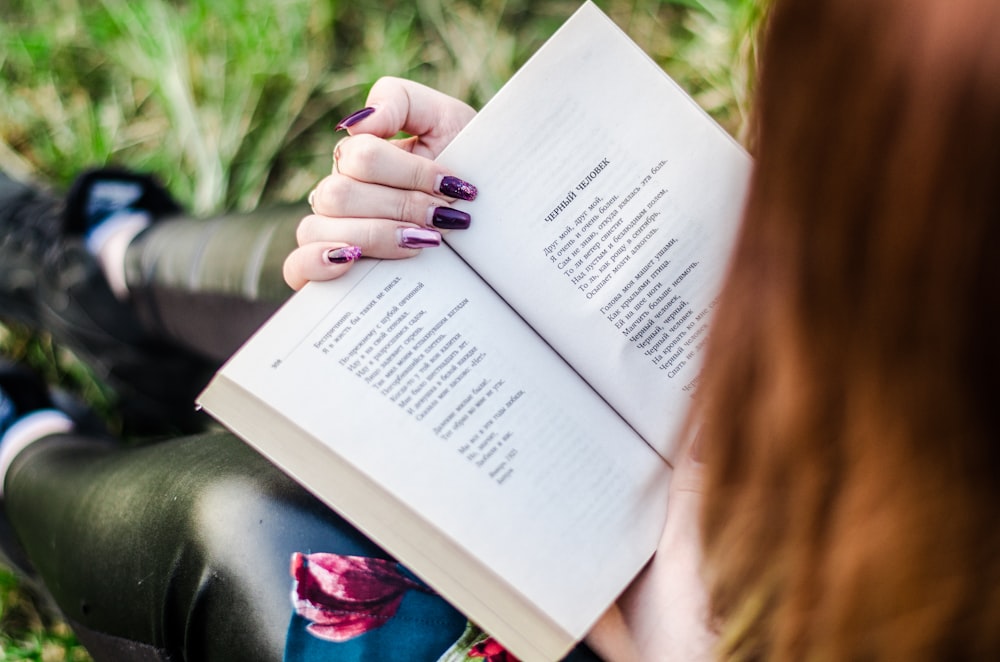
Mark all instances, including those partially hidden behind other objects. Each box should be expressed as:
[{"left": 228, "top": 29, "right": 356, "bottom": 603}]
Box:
[
  {"left": 283, "top": 81, "right": 478, "bottom": 291},
  {"left": 326, "top": 133, "right": 477, "bottom": 204},
  {"left": 309, "top": 137, "right": 475, "bottom": 232}
]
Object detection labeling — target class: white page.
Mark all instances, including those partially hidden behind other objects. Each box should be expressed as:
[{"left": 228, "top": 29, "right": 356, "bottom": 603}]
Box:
[
  {"left": 211, "top": 248, "right": 671, "bottom": 646},
  {"left": 441, "top": 1, "right": 752, "bottom": 463}
]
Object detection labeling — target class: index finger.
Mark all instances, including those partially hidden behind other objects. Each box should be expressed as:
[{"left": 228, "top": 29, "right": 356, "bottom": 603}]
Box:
[
  {"left": 339, "top": 77, "right": 477, "bottom": 159},
  {"left": 333, "top": 134, "right": 478, "bottom": 202}
]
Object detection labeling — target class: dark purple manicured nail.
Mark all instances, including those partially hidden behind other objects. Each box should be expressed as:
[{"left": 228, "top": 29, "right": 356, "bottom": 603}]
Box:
[
  {"left": 335, "top": 107, "right": 376, "bottom": 131},
  {"left": 325, "top": 246, "right": 362, "bottom": 264},
  {"left": 397, "top": 227, "right": 441, "bottom": 249},
  {"left": 437, "top": 175, "right": 478, "bottom": 201},
  {"left": 430, "top": 207, "right": 471, "bottom": 230}
]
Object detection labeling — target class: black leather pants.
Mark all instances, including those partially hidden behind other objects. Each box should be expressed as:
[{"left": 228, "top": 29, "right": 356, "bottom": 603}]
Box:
[
  {"left": 123, "top": 203, "right": 303, "bottom": 363},
  {"left": 3, "top": 199, "right": 332, "bottom": 660},
  {"left": 6, "top": 430, "right": 391, "bottom": 662}
]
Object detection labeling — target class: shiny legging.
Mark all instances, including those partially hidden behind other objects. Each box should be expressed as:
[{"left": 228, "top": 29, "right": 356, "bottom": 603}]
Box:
[
  {"left": 4, "top": 209, "right": 600, "bottom": 661},
  {"left": 6, "top": 432, "right": 394, "bottom": 661},
  {"left": 123, "top": 204, "right": 302, "bottom": 363}
]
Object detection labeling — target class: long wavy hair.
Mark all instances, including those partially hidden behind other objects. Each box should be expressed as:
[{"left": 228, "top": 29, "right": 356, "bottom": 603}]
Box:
[{"left": 695, "top": 0, "right": 1000, "bottom": 658}]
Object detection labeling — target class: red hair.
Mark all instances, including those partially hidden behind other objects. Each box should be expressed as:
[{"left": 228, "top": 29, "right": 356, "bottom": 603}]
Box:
[{"left": 696, "top": 0, "right": 1000, "bottom": 658}]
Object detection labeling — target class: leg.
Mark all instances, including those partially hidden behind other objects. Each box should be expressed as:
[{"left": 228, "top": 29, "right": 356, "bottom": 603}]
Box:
[
  {"left": 0, "top": 172, "right": 213, "bottom": 434},
  {"left": 5, "top": 430, "right": 451, "bottom": 661},
  {"left": 123, "top": 204, "right": 302, "bottom": 363},
  {"left": 62, "top": 167, "right": 304, "bottom": 363},
  {"left": 0, "top": 360, "right": 471, "bottom": 661},
  {"left": 6, "top": 430, "right": 603, "bottom": 662},
  {"left": 1, "top": 170, "right": 301, "bottom": 431}
]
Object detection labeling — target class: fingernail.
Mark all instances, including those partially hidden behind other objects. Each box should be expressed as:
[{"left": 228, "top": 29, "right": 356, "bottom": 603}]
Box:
[
  {"left": 397, "top": 227, "right": 442, "bottom": 249},
  {"left": 436, "top": 175, "right": 478, "bottom": 201},
  {"left": 429, "top": 206, "right": 471, "bottom": 230},
  {"left": 325, "top": 246, "right": 362, "bottom": 264},
  {"left": 335, "top": 107, "right": 376, "bottom": 131}
]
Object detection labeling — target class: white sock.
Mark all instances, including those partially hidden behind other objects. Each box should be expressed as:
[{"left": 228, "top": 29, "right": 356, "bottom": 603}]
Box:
[
  {"left": 0, "top": 410, "right": 74, "bottom": 498},
  {"left": 86, "top": 209, "right": 151, "bottom": 300}
]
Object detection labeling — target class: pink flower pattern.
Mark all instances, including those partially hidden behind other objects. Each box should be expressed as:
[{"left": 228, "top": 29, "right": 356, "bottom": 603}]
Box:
[
  {"left": 469, "top": 635, "right": 520, "bottom": 661},
  {"left": 290, "top": 551, "right": 429, "bottom": 642}
]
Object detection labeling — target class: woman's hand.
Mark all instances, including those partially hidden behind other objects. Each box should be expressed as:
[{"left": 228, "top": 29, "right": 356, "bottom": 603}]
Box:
[
  {"left": 586, "top": 437, "right": 717, "bottom": 661},
  {"left": 283, "top": 77, "right": 478, "bottom": 290}
]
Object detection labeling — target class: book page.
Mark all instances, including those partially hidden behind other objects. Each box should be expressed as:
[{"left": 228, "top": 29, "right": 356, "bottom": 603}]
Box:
[
  {"left": 207, "top": 248, "right": 671, "bottom": 653},
  {"left": 440, "top": 1, "right": 752, "bottom": 463}
]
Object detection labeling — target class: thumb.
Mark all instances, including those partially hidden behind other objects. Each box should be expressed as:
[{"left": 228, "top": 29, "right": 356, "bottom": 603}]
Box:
[{"left": 669, "top": 432, "right": 706, "bottom": 502}]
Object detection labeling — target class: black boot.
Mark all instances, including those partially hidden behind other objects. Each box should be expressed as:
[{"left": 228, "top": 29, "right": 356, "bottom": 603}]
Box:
[{"left": 0, "top": 172, "right": 213, "bottom": 435}]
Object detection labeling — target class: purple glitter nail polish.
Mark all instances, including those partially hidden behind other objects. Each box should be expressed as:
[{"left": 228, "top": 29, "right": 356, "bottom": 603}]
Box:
[
  {"left": 438, "top": 176, "right": 478, "bottom": 201},
  {"left": 335, "top": 107, "right": 376, "bottom": 131},
  {"left": 397, "top": 227, "right": 442, "bottom": 249},
  {"left": 325, "top": 246, "right": 363, "bottom": 264},
  {"left": 430, "top": 207, "right": 472, "bottom": 230}
]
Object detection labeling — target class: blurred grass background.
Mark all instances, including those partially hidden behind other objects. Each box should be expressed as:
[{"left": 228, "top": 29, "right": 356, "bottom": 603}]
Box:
[{"left": 0, "top": 0, "right": 763, "bottom": 658}]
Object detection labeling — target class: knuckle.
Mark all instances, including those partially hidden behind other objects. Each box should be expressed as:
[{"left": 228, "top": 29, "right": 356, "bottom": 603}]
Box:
[
  {"left": 344, "top": 134, "right": 381, "bottom": 176},
  {"left": 320, "top": 176, "right": 354, "bottom": 212},
  {"left": 395, "top": 195, "right": 412, "bottom": 223},
  {"left": 310, "top": 177, "right": 331, "bottom": 211},
  {"left": 408, "top": 163, "right": 426, "bottom": 192}
]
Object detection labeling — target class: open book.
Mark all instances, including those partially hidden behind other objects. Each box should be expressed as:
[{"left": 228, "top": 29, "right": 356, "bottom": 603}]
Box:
[{"left": 197, "top": 3, "right": 751, "bottom": 659}]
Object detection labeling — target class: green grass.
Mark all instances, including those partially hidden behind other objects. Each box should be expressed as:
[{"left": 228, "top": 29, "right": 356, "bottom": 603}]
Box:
[
  {"left": 0, "top": 0, "right": 760, "bottom": 211},
  {"left": 0, "top": 0, "right": 763, "bottom": 657},
  {"left": 0, "top": 571, "right": 89, "bottom": 662}
]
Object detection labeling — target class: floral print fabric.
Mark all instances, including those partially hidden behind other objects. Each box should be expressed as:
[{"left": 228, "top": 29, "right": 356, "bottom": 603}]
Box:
[
  {"left": 287, "top": 551, "right": 599, "bottom": 661},
  {"left": 291, "top": 552, "right": 430, "bottom": 642}
]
